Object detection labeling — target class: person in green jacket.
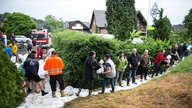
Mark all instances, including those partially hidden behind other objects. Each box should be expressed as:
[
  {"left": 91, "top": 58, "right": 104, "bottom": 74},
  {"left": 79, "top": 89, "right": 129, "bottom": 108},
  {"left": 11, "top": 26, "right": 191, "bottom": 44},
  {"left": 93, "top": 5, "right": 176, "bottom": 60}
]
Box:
[{"left": 115, "top": 50, "right": 128, "bottom": 87}]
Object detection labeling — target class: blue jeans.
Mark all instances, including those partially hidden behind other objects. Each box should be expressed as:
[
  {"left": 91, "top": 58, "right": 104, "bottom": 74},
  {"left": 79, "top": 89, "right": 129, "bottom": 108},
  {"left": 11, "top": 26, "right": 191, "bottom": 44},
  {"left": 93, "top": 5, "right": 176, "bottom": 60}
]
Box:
[
  {"left": 101, "top": 77, "right": 115, "bottom": 93},
  {"left": 152, "top": 63, "right": 160, "bottom": 77},
  {"left": 127, "top": 68, "right": 137, "bottom": 85}
]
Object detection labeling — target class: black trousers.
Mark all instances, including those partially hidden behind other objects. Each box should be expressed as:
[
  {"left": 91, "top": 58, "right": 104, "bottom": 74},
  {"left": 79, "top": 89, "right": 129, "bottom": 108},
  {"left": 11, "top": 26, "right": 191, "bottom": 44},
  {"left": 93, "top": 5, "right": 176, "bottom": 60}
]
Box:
[
  {"left": 140, "top": 67, "right": 148, "bottom": 79},
  {"left": 50, "top": 75, "right": 64, "bottom": 91},
  {"left": 79, "top": 78, "right": 94, "bottom": 91}
]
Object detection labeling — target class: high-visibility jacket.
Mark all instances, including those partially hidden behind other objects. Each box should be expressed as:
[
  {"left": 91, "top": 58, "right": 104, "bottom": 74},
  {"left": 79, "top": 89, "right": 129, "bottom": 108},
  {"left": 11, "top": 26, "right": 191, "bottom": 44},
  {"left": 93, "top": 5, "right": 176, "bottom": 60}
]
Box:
[
  {"left": 9, "top": 43, "right": 18, "bottom": 55},
  {"left": 44, "top": 54, "right": 64, "bottom": 76}
]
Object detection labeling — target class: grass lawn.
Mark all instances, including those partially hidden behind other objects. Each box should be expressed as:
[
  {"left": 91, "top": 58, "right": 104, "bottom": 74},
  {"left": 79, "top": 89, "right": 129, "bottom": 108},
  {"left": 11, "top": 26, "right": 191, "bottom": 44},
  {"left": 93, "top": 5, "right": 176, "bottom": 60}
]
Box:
[{"left": 63, "top": 55, "right": 192, "bottom": 108}]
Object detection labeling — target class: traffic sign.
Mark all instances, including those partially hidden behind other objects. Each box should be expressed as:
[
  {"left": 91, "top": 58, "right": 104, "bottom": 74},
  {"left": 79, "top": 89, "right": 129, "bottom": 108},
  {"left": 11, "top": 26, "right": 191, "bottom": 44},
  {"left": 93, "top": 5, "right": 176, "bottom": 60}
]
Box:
[{"left": 150, "top": 2, "right": 159, "bottom": 19}]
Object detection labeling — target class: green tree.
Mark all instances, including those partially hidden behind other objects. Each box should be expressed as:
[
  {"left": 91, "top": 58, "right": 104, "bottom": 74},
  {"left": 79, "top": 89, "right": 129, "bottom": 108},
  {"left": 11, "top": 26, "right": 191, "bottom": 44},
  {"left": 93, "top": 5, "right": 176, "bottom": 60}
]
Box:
[
  {"left": 0, "top": 42, "right": 25, "bottom": 107},
  {"left": 2, "top": 12, "right": 37, "bottom": 37},
  {"left": 106, "top": 0, "right": 138, "bottom": 41},
  {"left": 183, "top": 8, "right": 192, "bottom": 38},
  {"left": 44, "top": 15, "right": 64, "bottom": 32},
  {"left": 153, "top": 8, "right": 172, "bottom": 40}
]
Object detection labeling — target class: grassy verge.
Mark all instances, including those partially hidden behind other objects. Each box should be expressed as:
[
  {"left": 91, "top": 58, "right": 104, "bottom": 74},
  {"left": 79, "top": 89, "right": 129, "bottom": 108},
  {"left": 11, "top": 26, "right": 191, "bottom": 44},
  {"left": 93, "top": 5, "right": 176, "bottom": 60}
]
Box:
[
  {"left": 170, "top": 54, "right": 192, "bottom": 73},
  {"left": 63, "top": 55, "right": 192, "bottom": 108}
]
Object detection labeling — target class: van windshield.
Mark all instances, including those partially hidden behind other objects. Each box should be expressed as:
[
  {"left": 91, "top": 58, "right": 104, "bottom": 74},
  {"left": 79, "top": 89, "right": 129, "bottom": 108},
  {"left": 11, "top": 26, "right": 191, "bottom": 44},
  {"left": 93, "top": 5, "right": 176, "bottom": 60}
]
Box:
[{"left": 32, "top": 34, "right": 46, "bottom": 39}]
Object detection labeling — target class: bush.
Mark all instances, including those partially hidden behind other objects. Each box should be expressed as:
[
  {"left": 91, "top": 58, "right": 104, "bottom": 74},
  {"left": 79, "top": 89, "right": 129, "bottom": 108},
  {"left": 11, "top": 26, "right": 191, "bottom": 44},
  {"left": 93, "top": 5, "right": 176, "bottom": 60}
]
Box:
[
  {"left": 52, "top": 30, "right": 172, "bottom": 88},
  {"left": 121, "top": 37, "right": 171, "bottom": 74},
  {"left": 0, "top": 42, "right": 25, "bottom": 107},
  {"left": 52, "top": 30, "right": 120, "bottom": 88}
]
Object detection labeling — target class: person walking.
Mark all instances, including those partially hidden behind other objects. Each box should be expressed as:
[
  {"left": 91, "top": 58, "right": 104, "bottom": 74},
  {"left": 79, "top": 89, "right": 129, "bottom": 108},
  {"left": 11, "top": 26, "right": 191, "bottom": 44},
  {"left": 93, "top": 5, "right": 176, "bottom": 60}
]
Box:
[
  {"left": 76, "top": 51, "right": 101, "bottom": 96},
  {"left": 127, "top": 48, "right": 140, "bottom": 86},
  {"left": 44, "top": 50, "right": 67, "bottom": 98},
  {"left": 115, "top": 50, "right": 128, "bottom": 87},
  {"left": 99, "top": 54, "right": 116, "bottom": 94},
  {"left": 140, "top": 50, "right": 150, "bottom": 81},
  {"left": 151, "top": 50, "right": 168, "bottom": 77},
  {"left": 23, "top": 53, "right": 48, "bottom": 96}
]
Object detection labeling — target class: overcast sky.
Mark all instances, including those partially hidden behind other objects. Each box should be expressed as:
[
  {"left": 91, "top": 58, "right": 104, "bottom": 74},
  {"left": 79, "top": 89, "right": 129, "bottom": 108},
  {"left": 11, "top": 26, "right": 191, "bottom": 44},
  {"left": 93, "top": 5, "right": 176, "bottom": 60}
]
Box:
[{"left": 0, "top": 0, "right": 191, "bottom": 25}]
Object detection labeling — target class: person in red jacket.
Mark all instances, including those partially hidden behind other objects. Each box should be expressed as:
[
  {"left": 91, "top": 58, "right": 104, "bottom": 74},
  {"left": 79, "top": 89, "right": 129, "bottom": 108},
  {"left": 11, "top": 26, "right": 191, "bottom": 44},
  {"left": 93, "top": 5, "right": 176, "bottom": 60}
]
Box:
[
  {"left": 151, "top": 50, "right": 168, "bottom": 77},
  {"left": 37, "top": 45, "right": 43, "bottom": 59},
  {"left": 44, "top": 50, "right": 67, "bottom": 98}
]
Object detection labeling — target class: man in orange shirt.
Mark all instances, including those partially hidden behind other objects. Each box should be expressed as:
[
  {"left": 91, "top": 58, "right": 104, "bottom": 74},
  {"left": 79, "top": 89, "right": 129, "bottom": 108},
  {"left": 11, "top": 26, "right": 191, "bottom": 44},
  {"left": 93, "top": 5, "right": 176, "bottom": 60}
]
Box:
[{"left": 44, "top": 50, "right": 67, "bottom": 98}]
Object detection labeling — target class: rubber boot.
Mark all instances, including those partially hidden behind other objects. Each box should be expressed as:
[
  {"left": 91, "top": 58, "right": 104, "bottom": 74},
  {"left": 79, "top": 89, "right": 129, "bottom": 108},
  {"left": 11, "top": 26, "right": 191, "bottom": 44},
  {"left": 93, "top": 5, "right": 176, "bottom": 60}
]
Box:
[
  {"left": 60, "top": 90, "right": 67, "bottom": 97},
  {"left": 52, "top": 91, "right": 56, "bottom": 98}
]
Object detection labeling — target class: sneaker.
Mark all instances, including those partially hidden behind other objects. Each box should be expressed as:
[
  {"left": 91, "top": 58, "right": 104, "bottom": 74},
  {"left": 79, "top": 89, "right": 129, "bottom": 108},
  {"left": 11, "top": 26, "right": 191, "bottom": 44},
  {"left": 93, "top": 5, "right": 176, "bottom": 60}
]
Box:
[
  {"left": 127, "top": 84, "right": 130, "bottom": 86},
  {"left": 27, "top": 88, "right": 32, "bottom": 93},
  {"left": 98, "top": 92, "right": 104, "bottom": 94},
  {"left": 140, "top": 79, "right": 143, "bottom": 82},
  {"left": 42, "top": 91, "right": 48, "bottom": 96},
  {"left": 110, "top": 90, "right": 114, "bottom": 93},
  {"left": 120, "top": 85, "right": 124, "bottom": 87},
  {"left": 144, "top": 78, "right": 148, "bottom": 80},
  {"left": 133, "top": 82, "right": 137, "bottom": 84}
]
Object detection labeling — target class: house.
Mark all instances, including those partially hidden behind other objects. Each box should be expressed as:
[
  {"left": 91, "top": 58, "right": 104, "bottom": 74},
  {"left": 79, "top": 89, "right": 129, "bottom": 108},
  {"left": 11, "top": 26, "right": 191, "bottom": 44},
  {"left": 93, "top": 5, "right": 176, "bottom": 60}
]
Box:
[
  {"left": 64, "top": 20, "right": 90, "bottom": 33},
  {"left": 90, "top": 10, "right": 108, "bottom": 34},
  {"left": 90, "top": 10, "right": 147, "bottom": 35},
  {"left": 172, "top": 24, "right": 186, "bottom": 32}
]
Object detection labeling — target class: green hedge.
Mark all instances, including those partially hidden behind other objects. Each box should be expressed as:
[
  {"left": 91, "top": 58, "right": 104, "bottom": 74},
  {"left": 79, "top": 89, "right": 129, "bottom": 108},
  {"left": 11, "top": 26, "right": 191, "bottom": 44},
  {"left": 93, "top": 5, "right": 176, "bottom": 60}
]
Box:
[
  {"left": 52, "top": 30, "right": 121, "bottom": 88},
  {"left": 0, "top": 43, "right": 25, "bottom": 107},
  {"left": 52, "top": 30, "right": 172, "bottom": 88}
]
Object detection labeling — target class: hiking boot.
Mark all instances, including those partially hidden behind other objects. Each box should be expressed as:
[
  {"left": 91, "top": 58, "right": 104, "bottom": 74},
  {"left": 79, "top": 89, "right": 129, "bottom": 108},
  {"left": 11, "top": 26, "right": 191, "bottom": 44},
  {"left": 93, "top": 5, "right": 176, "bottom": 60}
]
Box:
[
  {"left": 52, "top": 91, "right": 56, "bottom": 98},
  {"left": 60, "top": 90, "right": 67, "bottom": 97}
]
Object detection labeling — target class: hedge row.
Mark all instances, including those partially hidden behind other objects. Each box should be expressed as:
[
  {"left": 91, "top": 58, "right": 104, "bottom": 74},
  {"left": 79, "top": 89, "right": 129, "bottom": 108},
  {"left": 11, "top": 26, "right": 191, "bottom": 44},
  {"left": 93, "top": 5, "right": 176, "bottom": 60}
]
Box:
[
  {"left": 52, "top": 30, "right": 171, "bottom": 88},
  {"left": 0, "top": 42, "right": 25, "bottom": 107}
]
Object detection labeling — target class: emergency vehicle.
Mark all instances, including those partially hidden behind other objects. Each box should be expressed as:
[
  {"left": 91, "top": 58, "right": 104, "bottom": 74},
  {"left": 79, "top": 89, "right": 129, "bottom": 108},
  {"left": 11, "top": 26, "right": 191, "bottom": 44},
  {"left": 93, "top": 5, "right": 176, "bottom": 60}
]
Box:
[{"left": 31, "top": 29, "right": 49, "bottom": 47}]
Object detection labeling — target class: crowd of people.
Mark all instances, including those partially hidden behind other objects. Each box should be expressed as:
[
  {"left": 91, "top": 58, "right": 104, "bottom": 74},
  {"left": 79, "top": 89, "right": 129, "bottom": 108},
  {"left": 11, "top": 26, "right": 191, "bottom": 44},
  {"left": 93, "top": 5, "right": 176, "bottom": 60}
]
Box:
[
  {"left": 1, "top": 34, "right": 192, "bottom": 98},
  {"left": 76, "top": 41, "right": 192, "bottom": 96}
]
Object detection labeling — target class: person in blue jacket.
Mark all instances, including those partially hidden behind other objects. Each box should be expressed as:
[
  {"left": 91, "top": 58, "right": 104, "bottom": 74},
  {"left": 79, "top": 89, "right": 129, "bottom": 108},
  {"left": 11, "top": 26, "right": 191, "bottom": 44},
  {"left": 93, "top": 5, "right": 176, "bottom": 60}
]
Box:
[{"left": 4, "top": 45, "right": 13, "bottom": 57}]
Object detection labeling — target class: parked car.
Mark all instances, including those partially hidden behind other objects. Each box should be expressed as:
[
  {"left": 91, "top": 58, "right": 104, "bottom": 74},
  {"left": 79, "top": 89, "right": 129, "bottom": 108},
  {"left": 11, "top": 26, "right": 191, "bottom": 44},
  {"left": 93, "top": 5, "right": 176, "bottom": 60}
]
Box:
[{"left": 15, "top": 35, "right": 32, "bottom": 43}]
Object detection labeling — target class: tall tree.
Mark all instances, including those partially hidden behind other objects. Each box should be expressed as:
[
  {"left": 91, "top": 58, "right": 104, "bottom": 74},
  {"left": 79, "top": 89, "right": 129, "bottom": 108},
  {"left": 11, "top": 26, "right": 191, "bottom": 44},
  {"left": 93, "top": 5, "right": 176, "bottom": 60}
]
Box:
[
  {"left": 44, "top": 15, "right": 64, "bottom": 32},
  {"left": 183, "top": 8, "right": 192, "bottom": 38},
  {"left": 2, "top": 12, "right": 37, "bottom": 37},
  {"left": 106, "top": 0, "right": 138, "bottom": 41},
  {"left": 153, "top": 8, "right": 172, "bottom": 40}
]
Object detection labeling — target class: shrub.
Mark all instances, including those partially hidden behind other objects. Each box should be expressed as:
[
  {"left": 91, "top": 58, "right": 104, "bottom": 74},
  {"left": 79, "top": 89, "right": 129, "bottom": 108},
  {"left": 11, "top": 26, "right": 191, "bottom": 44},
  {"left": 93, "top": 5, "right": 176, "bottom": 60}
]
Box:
[
  {"left": 52, "top": 30, "right": 120, "bottom": 88},
  {"left": 0, "top": 42, "right": 25, "bottom": 107}
]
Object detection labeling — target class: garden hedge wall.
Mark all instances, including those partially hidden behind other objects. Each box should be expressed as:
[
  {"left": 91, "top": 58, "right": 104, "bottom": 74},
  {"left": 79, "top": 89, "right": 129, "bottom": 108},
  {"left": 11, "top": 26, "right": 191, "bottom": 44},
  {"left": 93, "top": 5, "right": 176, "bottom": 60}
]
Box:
[{"left": 52, "top": 30, "right": 171, "bottom": 88}]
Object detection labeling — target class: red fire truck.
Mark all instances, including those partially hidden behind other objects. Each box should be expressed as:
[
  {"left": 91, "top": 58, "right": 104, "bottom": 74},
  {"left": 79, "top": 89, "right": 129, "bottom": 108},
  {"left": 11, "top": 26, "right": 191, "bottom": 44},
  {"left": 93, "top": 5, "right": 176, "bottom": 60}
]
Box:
[{"left": 31, "top": 29, "right": 49, "bottom": 47}]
